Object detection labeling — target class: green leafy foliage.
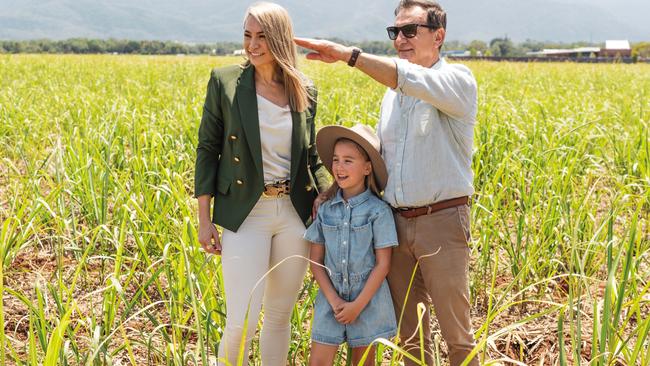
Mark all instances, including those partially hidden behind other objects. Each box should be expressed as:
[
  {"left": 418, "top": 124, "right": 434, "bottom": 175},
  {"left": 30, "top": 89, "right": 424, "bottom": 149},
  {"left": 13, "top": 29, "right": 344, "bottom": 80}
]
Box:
[{"left": 0, "top": 55, "right": 648, "bottom": 365}]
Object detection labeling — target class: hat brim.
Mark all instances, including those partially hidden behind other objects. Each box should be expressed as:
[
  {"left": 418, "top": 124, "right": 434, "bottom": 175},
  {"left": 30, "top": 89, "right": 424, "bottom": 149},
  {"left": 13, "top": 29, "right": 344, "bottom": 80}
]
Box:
[{"left": 316, "top": 125, "right": 388, "bottom": 191}]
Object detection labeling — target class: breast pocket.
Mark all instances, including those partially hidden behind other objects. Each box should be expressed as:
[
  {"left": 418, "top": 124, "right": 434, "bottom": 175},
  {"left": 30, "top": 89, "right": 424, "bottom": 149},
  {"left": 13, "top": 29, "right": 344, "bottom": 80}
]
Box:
[
  {"left": 321, "top": 223, "right": 339, "bottom": 248},
  {"left": 350, "top": 222, "right": 372, "bottom": 248},
  {"left": 413, "top": 103, "right": 434, "bottom": 136}
]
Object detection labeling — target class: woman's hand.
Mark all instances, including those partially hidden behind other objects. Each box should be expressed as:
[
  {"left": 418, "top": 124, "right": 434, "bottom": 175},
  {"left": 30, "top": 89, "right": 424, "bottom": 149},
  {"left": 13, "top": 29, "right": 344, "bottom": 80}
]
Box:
[
  {"left": 312, "top": 192, "right": 329, "bottom": 219},
  {"left": 197, "top": 195, "right": 220, "bottom": 254},
  {"left": 312, "top": 184, "right": 337, "bottom": 219},
  {"left": 198, "top": 221, "right": 221, "bottom": 255}
]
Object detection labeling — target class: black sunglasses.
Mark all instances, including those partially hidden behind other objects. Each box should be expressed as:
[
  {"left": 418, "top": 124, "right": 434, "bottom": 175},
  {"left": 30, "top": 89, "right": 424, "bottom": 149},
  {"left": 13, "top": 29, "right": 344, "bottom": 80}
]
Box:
[{"left": 386, "top": 23, "right": 437, "bottom": 40}]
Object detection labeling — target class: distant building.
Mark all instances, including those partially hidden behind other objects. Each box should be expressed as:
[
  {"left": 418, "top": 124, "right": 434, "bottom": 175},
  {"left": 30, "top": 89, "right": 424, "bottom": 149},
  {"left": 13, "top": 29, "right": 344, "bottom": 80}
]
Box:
[
  {"left": 526, "top": 40, "right": 631, "bottom": 59},
  {"left": 233, "top": 49, "right": 245, "bottom": 56},
  {"left": 600, "top": 40, "right": 631, "bottom": 58},
  {"left": 442, "top": 50, "right": 473, "bottom": 57},
  {"left": 527, "top": 47, "right": 600, "bottom": 58}
]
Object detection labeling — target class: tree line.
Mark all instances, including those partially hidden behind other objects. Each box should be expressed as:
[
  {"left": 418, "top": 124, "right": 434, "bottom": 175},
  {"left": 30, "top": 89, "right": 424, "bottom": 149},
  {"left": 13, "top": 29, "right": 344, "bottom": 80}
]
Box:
[
  {"left": 0, "top": 39, "right": 242, "bottom": 55},
  {"left": 2, "top": 38, "right": 649, "bottom": 59}
]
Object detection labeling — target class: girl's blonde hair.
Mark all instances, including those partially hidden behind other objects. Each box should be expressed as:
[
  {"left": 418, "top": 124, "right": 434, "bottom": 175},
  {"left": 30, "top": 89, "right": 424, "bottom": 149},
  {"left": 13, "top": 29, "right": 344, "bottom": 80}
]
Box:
[
  {"left": 243, "top": 2, "right": 311, "bottom": 112},
  {"left": 325, "top": 138, "right": 382, "bottom": 198}
]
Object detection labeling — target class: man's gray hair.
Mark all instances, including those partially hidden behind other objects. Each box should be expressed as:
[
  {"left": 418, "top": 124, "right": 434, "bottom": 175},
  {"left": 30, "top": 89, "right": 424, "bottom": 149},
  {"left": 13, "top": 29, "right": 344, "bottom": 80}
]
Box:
[{"left": 394, "top": 0, "right": 447, "bottom": 30}]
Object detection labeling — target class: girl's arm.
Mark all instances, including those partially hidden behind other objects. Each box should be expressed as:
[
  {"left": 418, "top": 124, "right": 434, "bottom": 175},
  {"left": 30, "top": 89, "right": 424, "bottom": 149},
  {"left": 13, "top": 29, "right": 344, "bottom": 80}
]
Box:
[
  {"left": 310, "top": 243, "right": 345, "bottom": 312},
  {"left": 335, "top": 247, "right": 392, "bottom": 324}
]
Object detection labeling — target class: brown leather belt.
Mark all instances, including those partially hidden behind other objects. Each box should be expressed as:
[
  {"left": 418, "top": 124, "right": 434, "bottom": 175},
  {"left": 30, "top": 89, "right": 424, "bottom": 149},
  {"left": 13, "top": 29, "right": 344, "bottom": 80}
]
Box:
[
  {"left": 392, "top": 196, "right": 469, "bottom": 219},
  {"left": 263, "top": 180, "right": 290, "bottom": 197}
]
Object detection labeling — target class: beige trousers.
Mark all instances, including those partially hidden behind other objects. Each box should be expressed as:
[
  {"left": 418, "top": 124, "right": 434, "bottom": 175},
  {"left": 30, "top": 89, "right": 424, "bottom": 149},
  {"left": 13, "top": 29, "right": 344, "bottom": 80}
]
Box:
[
  {"left": 387, "top": 204, "right": 479, "bottom": 366},
  {"left": 218, "top": 196, "right": 310, "bottom": 366}
]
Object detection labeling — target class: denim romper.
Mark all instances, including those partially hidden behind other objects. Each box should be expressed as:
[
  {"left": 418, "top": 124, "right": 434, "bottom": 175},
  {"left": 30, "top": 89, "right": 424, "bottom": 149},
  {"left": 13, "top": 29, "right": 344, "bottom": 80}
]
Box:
[{"left": 304, "top": 188, "right": 398, "bottom": 347}]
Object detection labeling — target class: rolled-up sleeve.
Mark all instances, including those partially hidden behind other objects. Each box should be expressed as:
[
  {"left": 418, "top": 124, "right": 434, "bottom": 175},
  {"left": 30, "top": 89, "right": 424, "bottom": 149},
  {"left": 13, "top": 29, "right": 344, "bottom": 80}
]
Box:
[
  {"left": 194, "top": 72, "right": 224, "bottom": 198},
  {"left": 393, "top": 58, "right": 477, "bottom": 122}
]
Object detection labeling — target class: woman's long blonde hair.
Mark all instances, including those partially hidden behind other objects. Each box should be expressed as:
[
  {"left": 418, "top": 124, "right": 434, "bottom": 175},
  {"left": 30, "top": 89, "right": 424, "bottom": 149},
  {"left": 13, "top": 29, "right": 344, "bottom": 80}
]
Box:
[{"left": 243, "top": 2, "right": 311, "bottom": 112}]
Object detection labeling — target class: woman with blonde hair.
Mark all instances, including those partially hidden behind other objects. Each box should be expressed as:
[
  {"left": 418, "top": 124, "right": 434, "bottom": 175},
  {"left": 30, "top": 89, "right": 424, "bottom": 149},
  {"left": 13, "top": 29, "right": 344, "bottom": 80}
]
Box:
[{"left": 194, "top": 2, "right": 330, "bottom": 365}]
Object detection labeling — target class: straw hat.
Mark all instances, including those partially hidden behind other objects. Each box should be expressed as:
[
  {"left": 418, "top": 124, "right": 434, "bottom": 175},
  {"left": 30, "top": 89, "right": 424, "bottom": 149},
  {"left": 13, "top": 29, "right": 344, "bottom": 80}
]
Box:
[{"left": 316, "top": 124, "right": 388, "bottom": 190}]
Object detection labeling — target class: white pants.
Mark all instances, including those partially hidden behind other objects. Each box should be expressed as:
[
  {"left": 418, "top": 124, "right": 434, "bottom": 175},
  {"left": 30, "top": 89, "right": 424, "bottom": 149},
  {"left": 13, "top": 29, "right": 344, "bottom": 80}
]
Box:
[{"left": 218, "top": 196, "right": 310, "bottom": 366}]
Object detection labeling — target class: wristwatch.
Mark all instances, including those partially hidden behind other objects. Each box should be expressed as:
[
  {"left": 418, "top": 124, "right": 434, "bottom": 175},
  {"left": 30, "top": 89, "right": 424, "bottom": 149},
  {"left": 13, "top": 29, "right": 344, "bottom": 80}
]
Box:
[{"left": 347, "top": 47, "right": 362, "bottom": 67}]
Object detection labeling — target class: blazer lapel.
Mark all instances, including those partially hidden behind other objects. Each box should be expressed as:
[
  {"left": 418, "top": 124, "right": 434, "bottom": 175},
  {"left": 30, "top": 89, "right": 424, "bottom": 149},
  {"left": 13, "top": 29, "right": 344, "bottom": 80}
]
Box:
[
  {"left": 235, "top": 66, "right": 263, "bottom": 177},
  {"left": 290, "top": 110, "right": 307, "bottom": 184}
]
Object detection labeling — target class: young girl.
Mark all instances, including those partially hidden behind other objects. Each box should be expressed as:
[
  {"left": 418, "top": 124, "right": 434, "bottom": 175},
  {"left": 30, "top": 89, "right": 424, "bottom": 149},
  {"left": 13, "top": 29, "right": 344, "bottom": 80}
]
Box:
[{"left": 304, "top": 124, "right": 398, "bottom": 366}]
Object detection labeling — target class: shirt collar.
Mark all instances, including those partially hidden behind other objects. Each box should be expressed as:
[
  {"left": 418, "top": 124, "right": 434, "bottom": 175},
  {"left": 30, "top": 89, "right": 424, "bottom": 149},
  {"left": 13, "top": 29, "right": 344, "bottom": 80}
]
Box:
[
  {"left": 330, "top": 188, "right": 373, "bottom": 207},
  {"left": 432, "top": 57, "right": 445, "bottom": 70}
]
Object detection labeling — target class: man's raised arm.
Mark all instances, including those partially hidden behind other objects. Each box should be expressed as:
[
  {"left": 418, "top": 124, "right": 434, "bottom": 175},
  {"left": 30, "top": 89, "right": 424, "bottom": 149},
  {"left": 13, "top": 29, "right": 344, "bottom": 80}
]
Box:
[{"left": 294, "top": 37, "right": 398, "bottom": 89}]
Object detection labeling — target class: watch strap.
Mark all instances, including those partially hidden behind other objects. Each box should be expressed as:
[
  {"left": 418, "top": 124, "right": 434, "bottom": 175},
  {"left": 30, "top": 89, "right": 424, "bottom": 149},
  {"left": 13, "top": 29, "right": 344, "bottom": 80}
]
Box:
[{"left": 347, "top": 47, "right": 362, "bottom": 67}]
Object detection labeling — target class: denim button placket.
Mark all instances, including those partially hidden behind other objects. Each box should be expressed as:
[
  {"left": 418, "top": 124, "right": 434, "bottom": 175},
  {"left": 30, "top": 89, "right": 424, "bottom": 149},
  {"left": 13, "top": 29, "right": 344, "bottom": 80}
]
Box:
[{"left": 342, "top": 203, "right": 351, "bottom": 296}]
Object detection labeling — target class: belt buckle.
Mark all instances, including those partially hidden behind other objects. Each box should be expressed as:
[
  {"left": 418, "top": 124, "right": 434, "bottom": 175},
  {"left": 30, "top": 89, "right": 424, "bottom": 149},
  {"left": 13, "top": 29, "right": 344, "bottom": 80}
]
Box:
[
  {"left": 263, "top": 182, "right": 286, "bottom": 198},
  {"left": 277, "top": 180, "right": 289, "bottom": 196}
]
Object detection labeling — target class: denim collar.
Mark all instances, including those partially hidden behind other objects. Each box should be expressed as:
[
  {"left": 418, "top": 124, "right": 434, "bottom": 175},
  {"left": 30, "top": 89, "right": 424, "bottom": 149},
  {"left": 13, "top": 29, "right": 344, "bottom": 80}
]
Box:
[{"left": 330, "top": 188, "right": 373, "bottom": 208}]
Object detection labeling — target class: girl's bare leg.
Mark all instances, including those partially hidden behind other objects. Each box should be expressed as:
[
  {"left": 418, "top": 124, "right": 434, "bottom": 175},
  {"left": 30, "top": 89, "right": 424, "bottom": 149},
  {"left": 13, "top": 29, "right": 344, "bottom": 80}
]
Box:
[
  {"left": 351, "top": 345, "right": 376, "bottom": 366},
  {"left": 309, "top": 342, "right": 338, "bottom": 366}
]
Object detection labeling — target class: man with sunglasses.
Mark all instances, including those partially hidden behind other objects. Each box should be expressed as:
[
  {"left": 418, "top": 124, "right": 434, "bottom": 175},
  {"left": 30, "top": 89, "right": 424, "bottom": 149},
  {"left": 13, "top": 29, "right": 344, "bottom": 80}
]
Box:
[{"left": 296, "top": 1, "right": 478, "bottom": 365}]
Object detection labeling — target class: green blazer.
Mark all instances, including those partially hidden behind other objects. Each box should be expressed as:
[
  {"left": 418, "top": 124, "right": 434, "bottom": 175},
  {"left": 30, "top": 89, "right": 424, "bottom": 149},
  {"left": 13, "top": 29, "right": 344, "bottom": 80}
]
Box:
[{"left": 194, "top": 65, "right": 330, "bottom": 232}]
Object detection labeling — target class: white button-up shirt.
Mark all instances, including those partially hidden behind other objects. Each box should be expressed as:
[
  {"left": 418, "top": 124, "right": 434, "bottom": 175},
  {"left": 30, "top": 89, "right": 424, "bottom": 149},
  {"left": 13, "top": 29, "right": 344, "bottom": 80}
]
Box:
[{"left": 378, "top": 58, "right": 478, "bottom": 208}]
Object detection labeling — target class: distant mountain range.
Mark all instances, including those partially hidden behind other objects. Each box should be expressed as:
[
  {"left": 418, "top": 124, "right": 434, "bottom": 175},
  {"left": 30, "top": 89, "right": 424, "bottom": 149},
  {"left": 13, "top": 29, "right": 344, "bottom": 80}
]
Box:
[{"left": 0, "top": 0, "right": 647, "bottom": 43}]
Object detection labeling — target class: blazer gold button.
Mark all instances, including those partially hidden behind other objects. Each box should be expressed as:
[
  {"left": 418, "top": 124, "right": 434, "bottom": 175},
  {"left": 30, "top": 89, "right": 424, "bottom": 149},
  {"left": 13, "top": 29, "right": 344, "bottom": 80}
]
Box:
[
  {"left": 233, "top": 157, "right": 240, "bottom": 163},
  {"left": 306, "top": 185, "right": 313, "bottom": 192},
  {"left": 236, "top": 179, "right": 243, "bottom": 185},
  {"left": 230, "top": 135, "right": 237, "bottom": 140}
]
